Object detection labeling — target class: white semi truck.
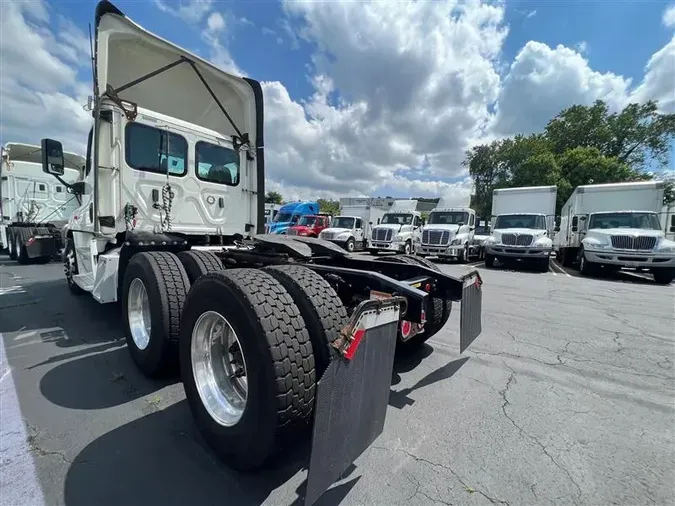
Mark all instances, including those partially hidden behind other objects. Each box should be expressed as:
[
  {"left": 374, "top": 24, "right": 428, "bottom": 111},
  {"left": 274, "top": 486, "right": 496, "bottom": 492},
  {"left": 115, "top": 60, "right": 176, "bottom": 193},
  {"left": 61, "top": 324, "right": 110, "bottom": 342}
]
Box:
[
  {"left": 554, "top": 181, "right": 675, "bottom": 284},
  {"left": 38, "top": 2, "right": 484, "bottom": 503},
  {"left": 367, "top": 200, "right": 422, "bottom": 255},
  {"left": 1, "top": 142, "right": 85, "bottom": 264},
  {"left": 319, "top": 203, "right": 387, "bottom": 252},
  {"left": 483, "top": 185, "right": 557, "bottom": 272},
  {"left": 415, "top": 200, "right": 482, "bottom": 262}
]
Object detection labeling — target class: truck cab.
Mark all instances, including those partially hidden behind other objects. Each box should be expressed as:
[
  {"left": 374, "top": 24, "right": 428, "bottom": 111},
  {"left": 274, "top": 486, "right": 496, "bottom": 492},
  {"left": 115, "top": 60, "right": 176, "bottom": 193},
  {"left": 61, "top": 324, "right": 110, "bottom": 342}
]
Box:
[
  {"left": 319, "top": 215, "right": 365, "bottom": 252},
  {"left": 484, "top": 213, "right": 552, "bottom": 271},
  {"left": 266, "top": 201, "right": 319, "bottom": 234},
  {"left": 367, "top": 200, "right": 421, "bottom": 255},
  {"left": 577, "top": 210, "right": 675, "bottom": 283},
  {"left": 416, "top": 206, "right": 477, "bottom": 262},
  {"left": 287, "top": 214, "right": 331, "bottom": 237},
  {"left": 264, "top": 203, "right": 280, "bottom": 226}
]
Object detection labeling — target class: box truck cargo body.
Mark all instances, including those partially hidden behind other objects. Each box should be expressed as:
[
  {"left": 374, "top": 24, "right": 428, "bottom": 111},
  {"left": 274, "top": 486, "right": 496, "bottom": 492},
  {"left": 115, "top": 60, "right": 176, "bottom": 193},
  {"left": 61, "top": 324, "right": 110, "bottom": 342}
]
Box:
[
  {"left": 483, "top": 186, "right": 557, "bottom": 271},
  {"left": 554, "top": 181, "right": 675, "bottom": 284}
]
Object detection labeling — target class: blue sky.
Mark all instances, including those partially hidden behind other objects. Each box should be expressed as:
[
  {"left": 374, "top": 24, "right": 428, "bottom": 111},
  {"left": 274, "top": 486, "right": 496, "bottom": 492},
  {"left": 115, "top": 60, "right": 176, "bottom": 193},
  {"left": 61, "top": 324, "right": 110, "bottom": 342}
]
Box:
[{"left": 2, "top": 0, "right": 674, "bottom": 202}]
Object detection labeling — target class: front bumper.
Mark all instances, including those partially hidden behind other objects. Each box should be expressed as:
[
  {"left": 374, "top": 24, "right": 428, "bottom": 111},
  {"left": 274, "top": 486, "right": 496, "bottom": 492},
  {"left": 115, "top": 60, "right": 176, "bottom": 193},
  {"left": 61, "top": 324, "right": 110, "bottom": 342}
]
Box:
[
  {"left": 368, "top": 240, "right": 406, "bottom": 252},
  {"left": 485, "top": 244, "right": 551, "bottom": 258},
  {"left": 584, "top": 249, "right": 675, "bottom": 268},
  {"left": 417, "top": 244, "right": 464, "bottom": 257}
]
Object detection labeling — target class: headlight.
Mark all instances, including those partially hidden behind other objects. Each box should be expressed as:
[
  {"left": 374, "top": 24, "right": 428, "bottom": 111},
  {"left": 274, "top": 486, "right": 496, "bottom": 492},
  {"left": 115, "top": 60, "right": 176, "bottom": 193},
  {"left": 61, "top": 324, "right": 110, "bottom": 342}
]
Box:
[
  {"left": 656, "top": 240, "right": 675, "bottom": 253},
  {"left": 450, "top": 237, "right": 463, "bottom": 245},
  {"left": 584, "top": 239, "right": 610, "bottom": 250},
  {"left": 533, "top": 237, "right": 552, "bottom": 247},
  {"left": 393, "top": 234, "right": 405, "bottom": 242},
  {"left": 484, "top": 236, "right": 497, "bottom": 245}
]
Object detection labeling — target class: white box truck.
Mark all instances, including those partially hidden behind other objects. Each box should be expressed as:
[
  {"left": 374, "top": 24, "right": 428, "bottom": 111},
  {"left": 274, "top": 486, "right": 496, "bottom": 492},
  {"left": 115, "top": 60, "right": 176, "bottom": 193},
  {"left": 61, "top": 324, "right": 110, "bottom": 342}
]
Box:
[
  {"left": 1, "top": 142, "right": 84, "bottom": 264},
  {"left": 483, "top": 185, "right": 557, "bottom": 271},
  {"left": 264, "top": 203, "right": 281, "bottom": 226},
  {"left": 319, "top": 203, "right": 386, "bottom": 252},
  {"left": 415, "top": 198, "right": 482, "bottom": 262},
  {"left": 367, "top": 200, "right": 422, "bottom": 255},
  {"left": 661, "top": 203, "right": 675, "bottom": 242},
  {"left": 554, "top": 181, "right": 675, "bottom": 284}
]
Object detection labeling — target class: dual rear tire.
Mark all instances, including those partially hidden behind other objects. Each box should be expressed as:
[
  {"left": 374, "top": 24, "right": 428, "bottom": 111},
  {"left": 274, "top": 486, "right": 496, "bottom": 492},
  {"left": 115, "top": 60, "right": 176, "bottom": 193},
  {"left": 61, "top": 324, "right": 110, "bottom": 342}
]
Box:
[{"left": 121, "top": 250, "right": 348, "bottom": 470}]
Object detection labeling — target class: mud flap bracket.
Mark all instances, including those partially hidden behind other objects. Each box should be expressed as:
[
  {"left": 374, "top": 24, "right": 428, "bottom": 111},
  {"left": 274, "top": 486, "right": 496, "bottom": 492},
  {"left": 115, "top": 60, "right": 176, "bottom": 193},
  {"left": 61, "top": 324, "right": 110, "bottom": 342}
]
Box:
[{"left": 304, "top": 297, "right": 405, "bottom": 506}]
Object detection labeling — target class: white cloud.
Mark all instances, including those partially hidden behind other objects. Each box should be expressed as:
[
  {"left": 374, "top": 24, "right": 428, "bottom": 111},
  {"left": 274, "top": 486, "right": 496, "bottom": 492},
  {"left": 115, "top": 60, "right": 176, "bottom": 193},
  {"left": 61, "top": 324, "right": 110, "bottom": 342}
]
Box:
[
  {"left": 525, "top": 10, "right": 537, "bottom": 19},
  {"left": 663, "top": 4, "right": 675, "bottom": 28},
  {"left": 153, "top": 0, "right": 212, "bottom": 24},
  {"left": 490, "top": 42, "right": 631, "bottom": 136},
  {"left": 575, "top": 40, "right": 588, "bottom": 54},
  {"left": 0, "top": 1, "right": 91, "bottom": 153},
  {"left": 262, "top": 27, "right": 277, "bottom": 37},
  {"left": 206, "top": 12, "right": 225, "bottom": 33},
  {"left": 630, "top": 35, "right": 675, "bottom": 114}
]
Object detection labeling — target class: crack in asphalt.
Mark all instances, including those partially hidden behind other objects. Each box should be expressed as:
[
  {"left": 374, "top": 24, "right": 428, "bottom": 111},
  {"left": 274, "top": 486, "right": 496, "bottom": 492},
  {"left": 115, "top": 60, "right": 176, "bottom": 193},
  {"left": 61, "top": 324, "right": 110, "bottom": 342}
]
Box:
[
  {"left": 498, "top": 363, "right": 583, "bottom": 506},
  {"left": 404, "top": 473, "right": 454, "bottom": 505},
  {"left": 371, "top": 446, "right": 509, "bottom": 505},
  {"left": 25, "top": 423, "right": 83, "bottom": 466}
]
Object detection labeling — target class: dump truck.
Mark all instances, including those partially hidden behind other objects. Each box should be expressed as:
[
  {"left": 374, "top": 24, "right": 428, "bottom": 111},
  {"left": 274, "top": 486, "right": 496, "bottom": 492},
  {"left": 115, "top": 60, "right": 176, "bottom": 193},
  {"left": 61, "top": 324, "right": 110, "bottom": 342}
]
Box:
[
  {"left": 554, "top": 181, "right": 675, "bottom": 284},
  {"left": 1, "top": 142, "right": 85, "bottom": 264},
  {"left": 39, "top": 3, "right": 484, "bottom": 504}
]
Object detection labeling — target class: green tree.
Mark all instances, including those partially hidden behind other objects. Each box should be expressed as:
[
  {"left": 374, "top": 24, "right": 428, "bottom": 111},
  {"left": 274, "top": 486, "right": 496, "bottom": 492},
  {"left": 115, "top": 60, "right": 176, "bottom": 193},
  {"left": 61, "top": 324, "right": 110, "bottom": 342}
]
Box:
[
  {"left": 662, "top": 177, "right": 675, "bottom": 205},
  {"left": 265, "top": 191, "right": 283, "bottom": 204},
  {"left": 317, "top": 198, "right": 340, "bottom": 216}
]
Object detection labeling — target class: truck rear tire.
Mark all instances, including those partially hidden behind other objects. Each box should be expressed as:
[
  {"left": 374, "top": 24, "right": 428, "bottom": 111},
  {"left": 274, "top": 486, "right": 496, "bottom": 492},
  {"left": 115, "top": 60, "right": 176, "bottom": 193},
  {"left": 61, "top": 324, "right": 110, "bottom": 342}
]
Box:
[
  {"left": 176, "top": 250, "right": 223, "bottom": 283},
  {"left": 16, "top": 231, "right": 30, "bottom": 265},
  {"left": 179, "top": 269, "right": 316, "bottom": 471},
  {"left": 122, "top": 251, "right": 190, "bottom": 378},
  {"left": 382, "top": 255, "right": 452, "bottom": 353},
  {"left": 7, "top": 229, "right": 17, "bottom": 260},
  {"left": 264, "top": 265, "right": 348, "bottom": 376}
]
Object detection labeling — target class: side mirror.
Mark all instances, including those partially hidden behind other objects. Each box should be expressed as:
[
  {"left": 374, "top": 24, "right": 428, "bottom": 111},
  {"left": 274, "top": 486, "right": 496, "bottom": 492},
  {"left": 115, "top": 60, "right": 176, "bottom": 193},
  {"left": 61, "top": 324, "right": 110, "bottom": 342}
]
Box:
[
  {"left": 580, "top": 215, "right": 587, "bottom": 221},
  {"left": 571, "top": 226, "right": 578, "bottom": 232},
  {"left": 554, "top": 226, "right": 560, "bottom": 232},
  {"left": 670, "top": 226, "right": 675, "bottom": 232},
  {"left": 458, "top": 221, "right": 465, "bottom": 226},
  {"left": 41, "top": 138, "right": 65, "bottom": 176},
  {"left": 377, "top": 218, "right": 381, "bottom": 224},
  {"left": 369, "top": 221, "right": 373, "bottom": 225}
]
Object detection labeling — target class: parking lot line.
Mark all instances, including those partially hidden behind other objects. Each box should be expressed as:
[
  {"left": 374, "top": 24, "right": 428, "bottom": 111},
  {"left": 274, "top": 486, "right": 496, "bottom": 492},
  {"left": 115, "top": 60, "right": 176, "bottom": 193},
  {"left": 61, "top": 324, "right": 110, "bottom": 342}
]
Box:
[{"left": 550, "top": 260, "right": 572, "bottom": 277}]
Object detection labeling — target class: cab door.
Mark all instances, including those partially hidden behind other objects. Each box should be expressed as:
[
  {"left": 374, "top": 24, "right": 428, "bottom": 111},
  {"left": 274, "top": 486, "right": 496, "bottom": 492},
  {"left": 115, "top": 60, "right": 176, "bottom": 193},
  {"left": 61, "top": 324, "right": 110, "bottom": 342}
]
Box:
[{"left": 354, "top": 218, "right": 364, "bottom": 242}]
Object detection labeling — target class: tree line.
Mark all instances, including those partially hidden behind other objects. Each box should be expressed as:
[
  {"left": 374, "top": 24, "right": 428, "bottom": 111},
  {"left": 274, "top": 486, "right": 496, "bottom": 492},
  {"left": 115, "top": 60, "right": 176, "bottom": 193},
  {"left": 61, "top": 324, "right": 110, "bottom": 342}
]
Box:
[{"left": 464, "top": 100, "right": 675, "bottom": 218}]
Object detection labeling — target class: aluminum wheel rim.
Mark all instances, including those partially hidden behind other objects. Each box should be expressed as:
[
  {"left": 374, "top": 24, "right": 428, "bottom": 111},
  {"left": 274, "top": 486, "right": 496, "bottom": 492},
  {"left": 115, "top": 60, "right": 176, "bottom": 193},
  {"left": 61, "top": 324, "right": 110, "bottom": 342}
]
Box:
[
  {"left": 127, "top": 278, "right": 152, "bottom": 350},
  {"left": 191, "top": 311, "right": 248, "bottom": 427}
]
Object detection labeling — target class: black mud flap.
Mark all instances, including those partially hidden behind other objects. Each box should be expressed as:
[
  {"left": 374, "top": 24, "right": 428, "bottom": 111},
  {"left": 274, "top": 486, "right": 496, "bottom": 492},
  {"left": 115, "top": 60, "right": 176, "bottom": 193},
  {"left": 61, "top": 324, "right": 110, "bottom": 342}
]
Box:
[
  {"left": 304, "top": 297, "right": 406, "bottom": 506},
  {"left": 460, "top": 271, "right": 483, "bottom": 353}
]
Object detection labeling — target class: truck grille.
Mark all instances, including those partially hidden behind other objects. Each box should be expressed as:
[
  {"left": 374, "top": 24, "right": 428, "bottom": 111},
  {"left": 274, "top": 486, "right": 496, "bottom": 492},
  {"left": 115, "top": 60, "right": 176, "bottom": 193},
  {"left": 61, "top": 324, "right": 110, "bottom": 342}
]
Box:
[
  {"left": 322, "top": 232, "right": 334, "bottom": 240},
  {"left": 610, "top": 235, "right": 656, "bottom": 250},
  {"left": 373, "top": 228, "right": 393, "bottom": 242},
  {"left": 422, "top": 230, "right": 451, "bottom": 245},
  {"left": 501, "top": 234, "right": 533, "bottom": 246}
]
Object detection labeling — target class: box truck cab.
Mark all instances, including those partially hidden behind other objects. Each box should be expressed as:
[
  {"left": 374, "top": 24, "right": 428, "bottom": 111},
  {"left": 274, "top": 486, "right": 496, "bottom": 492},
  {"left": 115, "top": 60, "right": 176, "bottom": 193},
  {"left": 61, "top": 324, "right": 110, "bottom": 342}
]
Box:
[
  {"left": 319, "top": 203, "right": 386, "bottom": 252},
  {"left": 416, "top": 202, "right": 478, "bottom": 262},
  {"left": 266, "top": 200, "right": 319, "bottom": 234},
  {"left": 484, "top": 186, "right": 557, "bottom": 272},
  {"left": 287, "top": 213, "right": 332, "bottom": 237},
  {"left": 368, "top": 200, "right": 421, "bottom": 255},
  {"left": 554, "top": 181, "right": 675, "bottom": 284}
]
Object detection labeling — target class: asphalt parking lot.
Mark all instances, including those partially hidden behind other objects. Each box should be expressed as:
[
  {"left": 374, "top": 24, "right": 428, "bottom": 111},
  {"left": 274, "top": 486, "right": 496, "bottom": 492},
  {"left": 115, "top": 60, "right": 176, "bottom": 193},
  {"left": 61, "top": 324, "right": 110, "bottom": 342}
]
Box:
[{"left": 1, "top": 253, "right": 673, "bottom": 506}]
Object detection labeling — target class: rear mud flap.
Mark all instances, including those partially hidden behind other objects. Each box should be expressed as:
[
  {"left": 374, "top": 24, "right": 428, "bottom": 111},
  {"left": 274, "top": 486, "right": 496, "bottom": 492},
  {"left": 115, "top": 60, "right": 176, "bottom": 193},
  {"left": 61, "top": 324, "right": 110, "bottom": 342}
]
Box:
[
  {"left": 460, "top": 271, "right": 483, "bottom": 353},
  {"left": 304, "top": 298, "right": 405, "bottom": 506}
]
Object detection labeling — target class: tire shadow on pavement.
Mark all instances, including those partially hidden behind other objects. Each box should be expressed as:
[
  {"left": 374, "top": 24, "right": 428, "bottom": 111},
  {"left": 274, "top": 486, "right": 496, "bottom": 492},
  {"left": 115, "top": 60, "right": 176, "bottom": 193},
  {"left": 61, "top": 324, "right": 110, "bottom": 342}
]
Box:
[
  {"left": 389, "top": 344, "right": 469, "bottom": 409},
  {"left": 63, "top": 399, "right": 360, "bottom": 506},
  {"left": 39, "top": 345, "right": 177, "bottom": 410}
]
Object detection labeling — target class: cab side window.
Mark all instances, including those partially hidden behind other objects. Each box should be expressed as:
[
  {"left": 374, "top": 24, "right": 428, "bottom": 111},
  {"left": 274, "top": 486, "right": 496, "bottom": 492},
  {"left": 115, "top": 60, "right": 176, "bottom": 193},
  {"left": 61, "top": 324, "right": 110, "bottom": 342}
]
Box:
[
  {"left": 355, "top": 218, "right": 362, "bottom": 229},
  {"left": 469, "top": 214, "right": 475, "bottom": 226},
  {"left": 413, "top": 216, "right": 421, "bottom": 227}
]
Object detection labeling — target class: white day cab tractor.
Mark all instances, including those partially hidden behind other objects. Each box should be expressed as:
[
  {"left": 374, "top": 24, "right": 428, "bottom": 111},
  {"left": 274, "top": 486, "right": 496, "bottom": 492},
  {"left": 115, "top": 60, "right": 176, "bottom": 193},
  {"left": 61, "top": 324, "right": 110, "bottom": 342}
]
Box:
[
  {"left": 40, "top": 2, "right": 485, "bottom": 505},
  {"left": 415, "top": 201, "right": 482, "bottom": 262},
  {"left": 367, "top": 200, "right": 422, "bottom": 255},
  {"left": 320, "top": 203, "right": 387, "bottom": 252},
  {"left": 1, "top": 142, "right": 84, "bottom": 264},
  {"left": 484, "top": 186, "right": 557, "bottom": 272}
]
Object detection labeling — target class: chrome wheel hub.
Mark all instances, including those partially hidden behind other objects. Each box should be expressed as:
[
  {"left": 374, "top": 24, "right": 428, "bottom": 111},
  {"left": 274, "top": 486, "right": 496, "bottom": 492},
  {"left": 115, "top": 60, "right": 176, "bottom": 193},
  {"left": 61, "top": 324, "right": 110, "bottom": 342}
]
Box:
[
  {"left": 191, "top": 311, "right": 247, "bottom": 427},
  {"left": 127, "top": 278, "right": 151, "bottom": 350}
]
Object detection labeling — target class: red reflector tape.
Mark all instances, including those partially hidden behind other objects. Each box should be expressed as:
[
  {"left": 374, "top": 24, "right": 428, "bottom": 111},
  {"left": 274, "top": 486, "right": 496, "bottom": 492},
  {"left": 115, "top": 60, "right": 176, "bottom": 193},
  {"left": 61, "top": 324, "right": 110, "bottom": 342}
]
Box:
[
  {"left": 343, "top": 328, "right": 365, "bottom": 361},
  {"left": 26, "top": 237, "right": 35, "bottom": 246}
]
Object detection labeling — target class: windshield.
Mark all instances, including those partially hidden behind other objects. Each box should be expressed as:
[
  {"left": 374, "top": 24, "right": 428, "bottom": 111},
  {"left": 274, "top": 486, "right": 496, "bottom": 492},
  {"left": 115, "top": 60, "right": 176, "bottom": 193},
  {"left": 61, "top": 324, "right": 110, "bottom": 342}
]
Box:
[
  {"left": 495, "top": 214, "right": 546, "bottom": 229},
  {"left": 475, "top": 226, "right": 488, "bottom": 235},
  {"left": 332, "top": 217, "right": 355, "bottom": 229},
  {"left": 588, "top": 212, "right": 661, "bottom": 230},
  {"left": 274, "top": 212, "right": 292, "bottom": 223},
  {"left": 298, "top": 216, "right": 318, "bottom": 226},
  {"left": 428, "top": 211, "right": 468, "bottom": 225},
  {"left": 381, "top": 213, "right": 413, "bottom": 225}
]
